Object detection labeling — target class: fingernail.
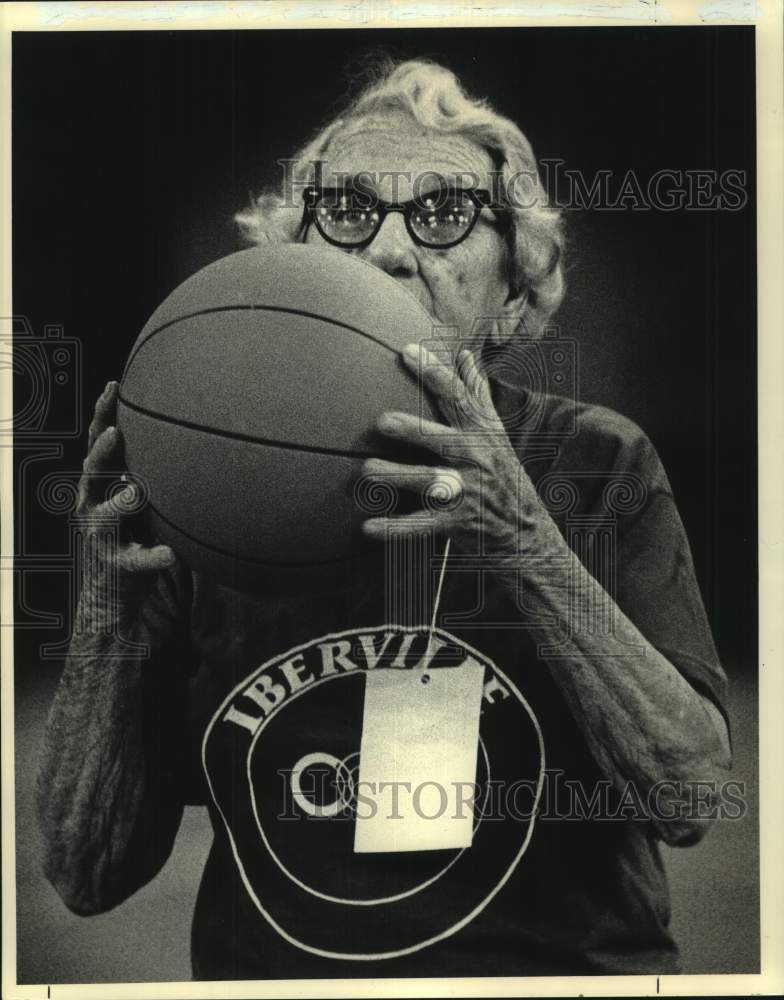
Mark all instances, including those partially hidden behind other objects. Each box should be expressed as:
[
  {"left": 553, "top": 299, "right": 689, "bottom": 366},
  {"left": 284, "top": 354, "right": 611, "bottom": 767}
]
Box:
[
  {"left": 403, "top": 343, "right": 420, "bottom": 359},
  {"left": 378, "top": 413, "right": 401, "bottom": 430}
]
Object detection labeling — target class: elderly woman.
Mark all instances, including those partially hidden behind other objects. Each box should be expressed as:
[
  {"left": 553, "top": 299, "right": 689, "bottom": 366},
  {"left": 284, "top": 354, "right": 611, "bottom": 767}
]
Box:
[{"left": 37, "top": 59, "right": 731, "bottom": 979}]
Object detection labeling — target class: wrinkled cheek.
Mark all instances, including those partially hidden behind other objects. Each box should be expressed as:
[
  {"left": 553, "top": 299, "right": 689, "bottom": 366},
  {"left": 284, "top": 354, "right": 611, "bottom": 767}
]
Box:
[{"left": 418, "top": 258, "right": 473, "bottom": 325}]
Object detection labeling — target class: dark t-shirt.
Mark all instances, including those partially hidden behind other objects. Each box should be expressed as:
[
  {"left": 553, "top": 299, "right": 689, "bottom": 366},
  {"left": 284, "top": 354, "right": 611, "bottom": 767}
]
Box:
[{"left": 168, "top": 384, "right": 727, "bottom": 979}]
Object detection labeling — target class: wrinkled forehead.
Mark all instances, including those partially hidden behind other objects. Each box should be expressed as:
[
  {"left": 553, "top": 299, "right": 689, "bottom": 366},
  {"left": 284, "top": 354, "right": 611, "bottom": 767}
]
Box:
[{"left": 319, "top": 111, "right": 495, "bottom": 200}]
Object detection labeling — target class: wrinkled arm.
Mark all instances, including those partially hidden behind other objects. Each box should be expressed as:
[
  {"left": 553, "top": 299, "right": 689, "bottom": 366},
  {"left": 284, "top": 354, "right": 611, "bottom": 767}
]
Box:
[
  {"left": 493, "top": 547, "right": 732, "bottom": 846},
  {"left": 36, "top": 571, "right": 192, "bottom": 914},
  {"left": 36, "top": 382, "right": 191, "bottom": 914}
]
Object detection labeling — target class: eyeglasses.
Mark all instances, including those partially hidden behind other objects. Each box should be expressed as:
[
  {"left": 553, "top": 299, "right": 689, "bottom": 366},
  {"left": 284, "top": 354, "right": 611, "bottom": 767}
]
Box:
[{"left": 300, "top": 185, "right": 508, "bottom": 250}]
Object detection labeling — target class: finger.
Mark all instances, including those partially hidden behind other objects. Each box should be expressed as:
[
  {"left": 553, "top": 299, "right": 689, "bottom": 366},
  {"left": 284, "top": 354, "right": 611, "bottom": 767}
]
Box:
[
  {"left": 119, "top": 542, "right": 177, "bottom": 575},
  {"left": 362, "top": 457, "right": 453, "bottom": 493},
  {"left": 457, "top": 348, "right": 494, "bottom": 413},
  {"left": 401, "top": 343, "right": 468, "bottom": 419},
  {"left": 84, "top": 425, "right": 121, "bottom": 473},
  {"left": 376, "top": 410, "right": 455, "bottom": 450},
  {"left": 82, "top": 477, "right": 142, "bottom": 527},
  {"left": 88, "top": 382, "right": 120, "bottom": 451},
  {"left": 78, "top": 426, "right": 123, "bottom": 511},
  {"left": 87, "top": 483, "right": 140, "bottom": 522}
]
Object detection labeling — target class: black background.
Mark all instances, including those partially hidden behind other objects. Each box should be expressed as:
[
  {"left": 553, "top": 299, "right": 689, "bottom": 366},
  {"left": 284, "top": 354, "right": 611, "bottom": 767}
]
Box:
[{"left": 12, "top": 27, "right": 756, "bottom": 678}]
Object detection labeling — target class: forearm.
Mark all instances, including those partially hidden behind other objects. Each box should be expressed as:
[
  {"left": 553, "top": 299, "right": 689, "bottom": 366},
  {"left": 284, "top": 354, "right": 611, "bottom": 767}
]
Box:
[
  {"left": 36, "top": 583, "right": 188, "bottom": 913},
  {"left": 495, "top": 547, "right": 731, "bottom": 841},
  {"left": 364, "top": 344, "right": 731, "bottom": 842}
]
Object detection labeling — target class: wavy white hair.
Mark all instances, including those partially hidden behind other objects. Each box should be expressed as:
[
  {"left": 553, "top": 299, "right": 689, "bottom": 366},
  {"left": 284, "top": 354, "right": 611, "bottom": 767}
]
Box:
[{"left": 235, "top": 58, "right": 565, "bottom": 338}]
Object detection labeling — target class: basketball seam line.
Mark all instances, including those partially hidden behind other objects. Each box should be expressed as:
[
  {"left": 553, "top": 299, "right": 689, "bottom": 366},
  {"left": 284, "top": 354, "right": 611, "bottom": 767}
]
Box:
[
  {"left": 147, "top": 499, "right": 361, "bottom": 568},
  {"left": 117, "top": 394, "right": 380, "bottom": 459},
  {"left": 121, "top": 304, "right": 405, "bottom": 380}
]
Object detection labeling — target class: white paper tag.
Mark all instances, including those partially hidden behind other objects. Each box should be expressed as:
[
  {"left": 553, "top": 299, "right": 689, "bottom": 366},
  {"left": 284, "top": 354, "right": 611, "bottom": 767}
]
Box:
[{"left": 354, "top": 658, "right": 484, "bottom": 854}]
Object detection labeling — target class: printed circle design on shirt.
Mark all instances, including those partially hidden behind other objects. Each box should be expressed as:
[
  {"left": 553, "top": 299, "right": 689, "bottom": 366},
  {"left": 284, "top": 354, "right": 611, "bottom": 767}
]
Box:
[
  {"left": 289, "top": 751, "right": 360, "bottom": 818},
  {"left": 202, "top": 626, "right": 544, "bottom": 961}
]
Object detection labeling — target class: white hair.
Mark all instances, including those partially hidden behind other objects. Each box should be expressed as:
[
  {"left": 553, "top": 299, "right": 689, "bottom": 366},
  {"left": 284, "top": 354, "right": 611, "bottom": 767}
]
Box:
[{"left": 236, "top": 58, "right": 565, "bottom": 337}]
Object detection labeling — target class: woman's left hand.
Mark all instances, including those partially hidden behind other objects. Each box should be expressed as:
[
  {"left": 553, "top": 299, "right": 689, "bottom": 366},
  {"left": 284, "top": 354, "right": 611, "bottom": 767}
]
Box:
[{"left": 361, "top": 343, "right": 564, "bottom": 561}]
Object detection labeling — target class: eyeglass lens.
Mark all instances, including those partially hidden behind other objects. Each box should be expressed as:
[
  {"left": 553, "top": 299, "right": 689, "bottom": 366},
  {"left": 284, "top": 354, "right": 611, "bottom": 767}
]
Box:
[
  {"left": 315, "top": 193, "right": 380, "bottom": 246},
  {"left": 313, "top": 190, "right": 479, "bottom": 247}
]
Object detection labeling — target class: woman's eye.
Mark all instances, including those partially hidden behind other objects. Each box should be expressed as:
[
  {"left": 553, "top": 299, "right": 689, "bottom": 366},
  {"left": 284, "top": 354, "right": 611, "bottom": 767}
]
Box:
[
  {"left": 440, "top": 205, "right": 470, "bottom": 226},
  {"left": 413, "top": 205, "right": 471, "bottom": 228},
  {"left": 319, "top": 204, "right": 376, "bottom": 225}
]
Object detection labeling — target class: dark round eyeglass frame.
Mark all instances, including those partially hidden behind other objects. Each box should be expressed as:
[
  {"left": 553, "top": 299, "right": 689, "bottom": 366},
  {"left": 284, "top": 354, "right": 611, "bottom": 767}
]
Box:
[{"left": 300, "top": 185, "right": 508, "bottom": 251}]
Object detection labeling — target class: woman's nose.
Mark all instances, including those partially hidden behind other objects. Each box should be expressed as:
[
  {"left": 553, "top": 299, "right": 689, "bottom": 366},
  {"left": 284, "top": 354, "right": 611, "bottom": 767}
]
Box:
[{"left": 359, "top": 211, "right": 418, "bottom": 279}]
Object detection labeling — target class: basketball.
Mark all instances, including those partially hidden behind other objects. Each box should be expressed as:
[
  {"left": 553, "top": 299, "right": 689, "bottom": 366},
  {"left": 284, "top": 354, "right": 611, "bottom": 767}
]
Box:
[{"left": 117, "top": 245, "right": 440, "bottom": 588}]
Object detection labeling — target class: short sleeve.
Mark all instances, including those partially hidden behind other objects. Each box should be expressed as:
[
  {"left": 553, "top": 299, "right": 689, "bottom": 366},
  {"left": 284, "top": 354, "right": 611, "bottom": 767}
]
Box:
[
  {"left": 489, "top": 384, "right": 730, "bottom": 739},
  {"left": 611, "top": 435, "right": 730, "bottom": 734}
]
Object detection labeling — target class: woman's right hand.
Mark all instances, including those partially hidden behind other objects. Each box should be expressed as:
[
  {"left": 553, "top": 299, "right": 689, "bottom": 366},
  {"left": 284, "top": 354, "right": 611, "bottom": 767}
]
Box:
[{"left": 76, "top": 381, "right": 178, "bottom": 628}]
